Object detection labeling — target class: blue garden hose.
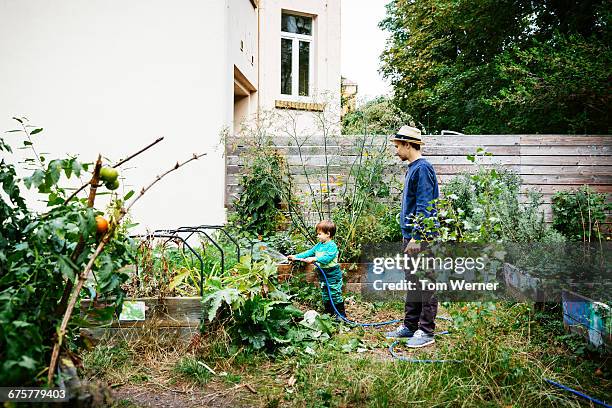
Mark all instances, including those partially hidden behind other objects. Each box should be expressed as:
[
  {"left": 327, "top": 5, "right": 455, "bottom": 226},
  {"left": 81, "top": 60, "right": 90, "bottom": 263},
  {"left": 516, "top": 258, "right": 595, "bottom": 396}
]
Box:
[
  {"left": 312, "top": 262, "right": 450, "bottom": 332},
  {"left": 313, "top": 262, "right": 401, "bottom": 327},
  {"left": 543, "top": 378, "right": 611, "bottom": 408},
  {"left": 314, "top": 261, "right": 610, "bottom": 402},
  {"left": 313, "top": 262, "right": 457, "bottom": 364}
]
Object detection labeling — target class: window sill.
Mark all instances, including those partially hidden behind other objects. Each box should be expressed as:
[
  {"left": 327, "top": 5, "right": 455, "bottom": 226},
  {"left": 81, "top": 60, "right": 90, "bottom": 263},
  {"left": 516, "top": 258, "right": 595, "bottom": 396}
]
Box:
[{"left": 275, "top": 99, "right": 325, "bottom": 112}]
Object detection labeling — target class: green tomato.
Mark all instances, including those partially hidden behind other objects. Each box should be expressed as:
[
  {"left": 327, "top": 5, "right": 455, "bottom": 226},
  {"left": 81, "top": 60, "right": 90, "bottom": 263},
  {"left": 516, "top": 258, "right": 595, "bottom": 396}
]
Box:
[
  {"left": 105, "top": 178, "right": 120, "bottom": 190},
  {"left": 100, "top": 166, "right": 119, "bottom": 183}
]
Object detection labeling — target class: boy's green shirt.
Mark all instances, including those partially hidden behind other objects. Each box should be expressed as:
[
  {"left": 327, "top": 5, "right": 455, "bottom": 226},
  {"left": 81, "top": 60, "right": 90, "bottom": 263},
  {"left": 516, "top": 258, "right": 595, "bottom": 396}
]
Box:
[{"left": 295, "top": 240, "right": 339, "bottom": 268}]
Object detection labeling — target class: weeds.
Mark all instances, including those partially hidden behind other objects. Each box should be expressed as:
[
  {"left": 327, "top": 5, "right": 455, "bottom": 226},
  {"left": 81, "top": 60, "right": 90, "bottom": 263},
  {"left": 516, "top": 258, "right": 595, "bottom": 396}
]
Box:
[
  {"left": 81, "top": 295, "right": 609, "bottom": 407},
  {"left": 250, "top": 302, "right": 609, "bottom": 407},
  {"left": 201, "top": 256, "right": 337, "bottom": 352},
  {"left": 81, "top": 340, "right": 148, "bottom": 385},
  {"left": 125, "top": 234, "right": 240, "bottom": 298},
  {"left": 82, "top": 341, "right": 132, "bottom": 378},
  {"left": 173, "top": 356, "right": 213, "bottom": 385}
]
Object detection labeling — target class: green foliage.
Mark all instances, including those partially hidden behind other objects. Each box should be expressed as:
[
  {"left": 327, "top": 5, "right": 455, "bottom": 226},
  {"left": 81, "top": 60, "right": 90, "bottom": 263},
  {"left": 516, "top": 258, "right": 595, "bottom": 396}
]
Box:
[
  {"left": 81, "top": 341, "right": 132, "bottom": 375},
  {"left": 246, "top": 229, "right": 310, "bottom": 266},
  {"left": 333, "top": 201, "right": 402, "bottom": 262},
  {"left": 230, "top": 147, "right": 289, "bottom": 237},
  {"left": 341, "top": 96, "right": 413, "bottom": 135},
  {"left": 127, "top": 235, "right": 240, "bottom": 298},
  {"left": 174, "top": 356, "right": 213, "bottom": 385},
  {"left": 415, "top": 150, "right": 565, "bottom": 243},
  {"left": 552, "top": 185, "right": 611, "bottom": 241},
  {"left": 232, "top": 296, "right": 304, "bottom": 350},
  {"left": 260, "top": 301, "right": 608, "bottom": 407},
  {"left": 0, "top": 118, "right": 134, "bottom": 385},
  {"left": 332, "top": 138, "right": 402, "bottom": 262},
  {"left": 489, "top": 34, "right": 611, "bottom": 134},
  {"left": 201, "top": 257, "right": 335, "bottom": 352},
  {"left": 380, "top": 0, "right": 611, "bottom": 134},
  {"left": 278, "top": 273, "right": 322, "bottom": 308}
]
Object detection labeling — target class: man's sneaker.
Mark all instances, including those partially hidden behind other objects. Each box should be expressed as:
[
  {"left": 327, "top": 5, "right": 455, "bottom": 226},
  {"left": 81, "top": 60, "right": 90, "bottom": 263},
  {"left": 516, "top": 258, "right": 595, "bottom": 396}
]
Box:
[
  {"left": 406, "top": 329, "right": 435, "bottom": 348},
  {"left": 385, "top": 324, "right": 415, "bottom": 339}
]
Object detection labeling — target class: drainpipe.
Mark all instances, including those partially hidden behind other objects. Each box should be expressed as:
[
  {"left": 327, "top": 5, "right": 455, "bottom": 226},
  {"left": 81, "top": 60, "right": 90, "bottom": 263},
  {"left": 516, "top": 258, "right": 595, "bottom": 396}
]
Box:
[{"left": 256, "top": 0, "right": 261, "bottom": 125}]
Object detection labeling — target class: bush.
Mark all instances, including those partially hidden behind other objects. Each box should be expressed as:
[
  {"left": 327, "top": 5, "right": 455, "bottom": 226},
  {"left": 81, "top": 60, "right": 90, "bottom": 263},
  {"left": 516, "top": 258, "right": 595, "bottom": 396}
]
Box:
[
  {"left": 341, "top": 96, "right": 413, "bottom": 136},
  {"left": 333, "top": 201, "right": 402, "bottom": 262},
  {"left": 230, "top": 149, "right": 289, "bottom": 237},
  {"left": 417, "top": 150, "right": 565, "bottom": 243},
  {"left": 0, "top": 120, "right": 134, "bottom": 385},
  {"left": 200, "top": 257, "right": 335, "bottom": 353},
  {"left": 552, "top": 185, "right": 611, "bottom": 241}
]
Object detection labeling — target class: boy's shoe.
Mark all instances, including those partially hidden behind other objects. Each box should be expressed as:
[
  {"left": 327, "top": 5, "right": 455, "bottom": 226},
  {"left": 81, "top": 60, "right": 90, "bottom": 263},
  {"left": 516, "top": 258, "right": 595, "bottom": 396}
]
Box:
[
  {"left": 406, "top": 329, "right": 435, "bottom": 348},
  {"left": 385, "top": 324, "right": 415, "bottom": 339}
]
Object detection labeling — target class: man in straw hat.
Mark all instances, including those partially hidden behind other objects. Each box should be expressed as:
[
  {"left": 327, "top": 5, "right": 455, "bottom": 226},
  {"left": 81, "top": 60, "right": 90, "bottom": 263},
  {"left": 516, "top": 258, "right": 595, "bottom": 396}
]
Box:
[{"left": 385, "top": 125, "right": 440, "bottom": 348}]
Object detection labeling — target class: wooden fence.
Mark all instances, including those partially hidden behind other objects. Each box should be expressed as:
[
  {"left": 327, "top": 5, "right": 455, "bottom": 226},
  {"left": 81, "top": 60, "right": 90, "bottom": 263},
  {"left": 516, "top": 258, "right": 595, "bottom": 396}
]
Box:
[{"left": 226, "top": 134, "right": 612, "bottom": 224}]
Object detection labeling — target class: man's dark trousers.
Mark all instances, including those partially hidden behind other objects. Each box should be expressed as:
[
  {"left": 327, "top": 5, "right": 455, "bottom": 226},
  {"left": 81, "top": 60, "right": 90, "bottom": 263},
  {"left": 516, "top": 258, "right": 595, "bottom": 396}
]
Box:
[{"left": 402, "top": 238, "right": 438, "bottom": 335}]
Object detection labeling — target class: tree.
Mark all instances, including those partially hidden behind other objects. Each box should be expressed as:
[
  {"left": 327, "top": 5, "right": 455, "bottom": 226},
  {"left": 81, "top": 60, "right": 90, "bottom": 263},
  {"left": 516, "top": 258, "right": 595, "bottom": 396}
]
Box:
[
  {"left": 341, "top": 96, "right": 413, "bottom": 135},
  {"left": 379, "top": 0, "right": 610, "bottom": 134}
]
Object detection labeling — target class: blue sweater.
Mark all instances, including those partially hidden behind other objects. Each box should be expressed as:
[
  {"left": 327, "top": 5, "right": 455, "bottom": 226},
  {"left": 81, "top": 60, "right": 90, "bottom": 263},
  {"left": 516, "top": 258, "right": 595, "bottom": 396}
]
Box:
[{"left": 400, "top": 158, "right": 440, "bottom": 240}]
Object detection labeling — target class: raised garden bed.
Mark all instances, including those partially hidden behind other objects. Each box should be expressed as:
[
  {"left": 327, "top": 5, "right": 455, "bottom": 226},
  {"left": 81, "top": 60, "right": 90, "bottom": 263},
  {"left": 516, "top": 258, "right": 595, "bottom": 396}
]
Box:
[
  {"left": 562, "top": 290, "right": 611, "bottom": 350},
  {"left": 504, "top": 262, "right": 611, "bottom": 350},
  {"left": 503, "top": 262, "right": 551, "bottom": 303},
  {"left": 80, "top": 297, "right": 201, "bottom": 342}
]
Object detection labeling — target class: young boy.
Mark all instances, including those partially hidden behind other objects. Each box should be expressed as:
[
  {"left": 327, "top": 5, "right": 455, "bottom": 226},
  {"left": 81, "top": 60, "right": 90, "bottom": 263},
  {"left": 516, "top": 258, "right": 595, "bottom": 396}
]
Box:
[{"left": 287, "top": 220, "right": 346, "bottom": 317}]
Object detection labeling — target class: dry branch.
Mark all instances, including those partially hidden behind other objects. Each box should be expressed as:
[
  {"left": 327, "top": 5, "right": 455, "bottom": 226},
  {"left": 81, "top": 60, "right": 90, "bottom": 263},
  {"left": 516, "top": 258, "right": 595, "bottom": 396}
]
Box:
[
  {"left": 63, "top": 137, "right": 164, "bottom": 203},
  {"left": 113, "top": 137, "right": 164, "bottom": 168}
]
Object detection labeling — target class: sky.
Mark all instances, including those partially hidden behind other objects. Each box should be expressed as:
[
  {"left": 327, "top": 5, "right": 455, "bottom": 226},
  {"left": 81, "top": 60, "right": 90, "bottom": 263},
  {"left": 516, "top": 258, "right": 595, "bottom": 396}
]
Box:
[{"left": 341, "top": 0, "right": 392, "bottom": 103}]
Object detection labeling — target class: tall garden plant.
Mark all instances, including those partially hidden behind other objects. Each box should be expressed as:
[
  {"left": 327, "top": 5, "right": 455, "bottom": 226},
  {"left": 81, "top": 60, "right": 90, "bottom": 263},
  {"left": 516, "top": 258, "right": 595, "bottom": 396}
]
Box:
[
  {"left": 552, "top": 185, "right": 611, "bottom": 242},
  {"left": 276, "top": 104, "right": 403, "bottom": 261},
  {"left": 0, "top": 117, "right": 205, "bottom": 386},
  {"left": 414, "top": 149, "right": 565, "bottom": 244},
  {"left": 0, "top": 121, "right": 133, "bottom": 385}
]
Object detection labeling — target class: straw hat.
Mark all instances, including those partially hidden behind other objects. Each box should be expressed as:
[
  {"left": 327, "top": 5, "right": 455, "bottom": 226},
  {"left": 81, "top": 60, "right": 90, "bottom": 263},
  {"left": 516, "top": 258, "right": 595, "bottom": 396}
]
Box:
[{"left": 390, "top": 125, "right": 424, "bottom": 145}]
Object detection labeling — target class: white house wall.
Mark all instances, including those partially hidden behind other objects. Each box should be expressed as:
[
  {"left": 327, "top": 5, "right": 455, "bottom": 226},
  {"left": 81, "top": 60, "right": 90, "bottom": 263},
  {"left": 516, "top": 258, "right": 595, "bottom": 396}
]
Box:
[
  {"left": 229, "top": 0, "right": 258, "bottom": 88},
  {"left": 228, "top": 0, "right": 258, "bottom": 132},
  {"left": 0, "top": 0, "right": 232, "bottom": 230}
]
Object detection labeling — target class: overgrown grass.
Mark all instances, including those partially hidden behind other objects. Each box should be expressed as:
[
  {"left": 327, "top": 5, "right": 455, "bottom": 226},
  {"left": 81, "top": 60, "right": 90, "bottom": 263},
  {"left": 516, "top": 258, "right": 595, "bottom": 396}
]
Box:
[
  {"left": 81, "top": 296, "right": 609, "bottom": 407},
  {"left": 191, "top": 300, "right": 610, "bottom": 407},
  {"left": 174, "top": 356, "right": 213, "bottom": 385},
  {"left": 80, "top": 321, "right": 194, "bottom": 386},
  {"left": 81, "top": 340, "right": 139, "bottom": 384}
]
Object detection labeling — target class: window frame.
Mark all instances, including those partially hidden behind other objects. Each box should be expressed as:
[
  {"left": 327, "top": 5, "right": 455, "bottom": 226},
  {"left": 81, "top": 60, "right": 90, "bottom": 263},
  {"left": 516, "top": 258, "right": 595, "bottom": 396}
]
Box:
[{"left": 280, "top": 12, "right": 314, "bottom": 100}]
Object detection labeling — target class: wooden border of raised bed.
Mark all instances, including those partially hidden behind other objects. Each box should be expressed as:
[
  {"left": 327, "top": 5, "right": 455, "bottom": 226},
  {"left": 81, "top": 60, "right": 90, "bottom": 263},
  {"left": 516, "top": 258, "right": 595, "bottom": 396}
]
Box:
[
  {"left": 504, "top": 263, "right": 611, "bottom": 350},
  {"left": 562, "top": 290, "right": 611, "bottom": 350},
  {"left": 81, "top": 297, "right": 201, "bottom": 328},
  {"left": 80, "top": 297, "right": 202, "bottom": 341}
]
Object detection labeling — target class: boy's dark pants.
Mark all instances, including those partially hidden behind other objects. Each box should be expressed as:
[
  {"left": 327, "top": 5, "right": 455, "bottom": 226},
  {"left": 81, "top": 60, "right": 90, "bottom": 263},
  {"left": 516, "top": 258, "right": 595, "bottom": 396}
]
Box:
[{"left": 402, "top": 238, "right": 438, "bottom": 335}]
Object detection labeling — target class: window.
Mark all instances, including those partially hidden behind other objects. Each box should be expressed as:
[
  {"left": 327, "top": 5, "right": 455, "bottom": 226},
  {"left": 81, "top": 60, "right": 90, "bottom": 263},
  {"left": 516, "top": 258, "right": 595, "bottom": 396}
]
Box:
[{"left": 281, "top": 12, "right": 313, "bottom": 97}]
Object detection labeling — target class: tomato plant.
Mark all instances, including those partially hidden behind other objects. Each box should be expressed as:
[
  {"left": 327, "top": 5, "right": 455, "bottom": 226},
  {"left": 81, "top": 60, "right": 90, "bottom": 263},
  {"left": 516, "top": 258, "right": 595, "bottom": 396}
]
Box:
[{"left": 0, "top": 118, "right": 135, "bottom": 385}]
